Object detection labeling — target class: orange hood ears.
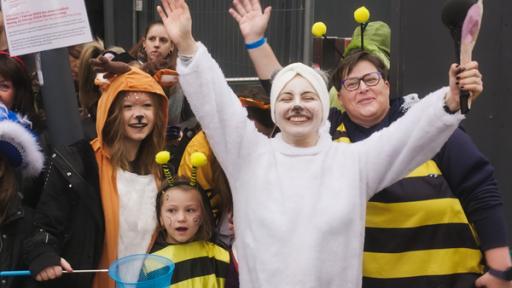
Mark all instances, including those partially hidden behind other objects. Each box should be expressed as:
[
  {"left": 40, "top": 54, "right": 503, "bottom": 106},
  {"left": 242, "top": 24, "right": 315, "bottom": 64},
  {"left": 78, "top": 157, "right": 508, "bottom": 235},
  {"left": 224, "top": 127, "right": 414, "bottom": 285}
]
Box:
[{"left": 95, "top": 67, "right": 168, "bottom": 143}]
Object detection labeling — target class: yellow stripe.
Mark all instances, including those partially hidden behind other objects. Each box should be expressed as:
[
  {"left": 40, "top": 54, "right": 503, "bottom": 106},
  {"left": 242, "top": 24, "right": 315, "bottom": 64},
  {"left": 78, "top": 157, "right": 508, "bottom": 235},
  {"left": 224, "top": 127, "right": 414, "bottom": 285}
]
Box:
[
  {"left": 154, "top": 241, "right": 230, "bottom": 263},
  {"left": 335, "top": 137, "right": 351, "bottom": 143},
  {"left": 172, "top": 274, "right": 225, "bottom": 288},
  {"left": 364, "top": 248, "right": 483, "bottom": 278},
  {"left": 366, "top": 198, "right": 469, "bottom": 228},
  {"left": 405, "top": 160, "right": 442, "bottom": 178}
]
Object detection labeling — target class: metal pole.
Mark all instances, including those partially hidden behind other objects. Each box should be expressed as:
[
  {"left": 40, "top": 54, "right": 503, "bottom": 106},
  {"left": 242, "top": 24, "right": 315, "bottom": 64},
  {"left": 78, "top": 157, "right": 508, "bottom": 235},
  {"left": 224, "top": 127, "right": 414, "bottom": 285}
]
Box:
[
  {"left": 132, "top": 0, "right": 137, "bottom": 44},
  {"left": 39, "top": 48, "right": 83, "bottom": 147},
  {"left": 103, "top": 0, "right": 115, "bottom": 47},
  {"left": 303, "top": 0, "right": 314, "bottom": 64}
]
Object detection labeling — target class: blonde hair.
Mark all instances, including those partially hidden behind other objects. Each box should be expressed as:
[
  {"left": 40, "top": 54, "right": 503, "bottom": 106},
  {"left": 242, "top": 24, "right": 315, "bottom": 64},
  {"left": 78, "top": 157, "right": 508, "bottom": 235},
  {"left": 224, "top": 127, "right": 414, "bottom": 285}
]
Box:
[{"left": 78, "top": 39, "right": 105, "bottom": 116}]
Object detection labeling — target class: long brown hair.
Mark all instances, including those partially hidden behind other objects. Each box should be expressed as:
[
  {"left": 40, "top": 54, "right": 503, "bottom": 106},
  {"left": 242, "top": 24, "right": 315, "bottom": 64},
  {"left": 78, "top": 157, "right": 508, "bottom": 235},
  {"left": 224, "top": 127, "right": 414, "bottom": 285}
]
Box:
[
  {"left": 0, "top": 156, "right": 16, "bottom": 224},
  {"left": 102, "top": 92, "right": 166, "bottom": 175},
  {"left": 156, "top": 179, "right": 214, "bottom": 242}
]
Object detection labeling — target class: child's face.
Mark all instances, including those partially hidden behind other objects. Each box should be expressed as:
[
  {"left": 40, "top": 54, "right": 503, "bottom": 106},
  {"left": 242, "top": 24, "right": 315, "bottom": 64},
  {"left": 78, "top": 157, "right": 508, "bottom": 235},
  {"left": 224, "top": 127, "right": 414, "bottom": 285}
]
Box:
[
  {"left": 121, "top": 92, "right": 156, "bottom": 144},
  {"left": 159, "top": 187, "right": 203, "bottom": 244}
]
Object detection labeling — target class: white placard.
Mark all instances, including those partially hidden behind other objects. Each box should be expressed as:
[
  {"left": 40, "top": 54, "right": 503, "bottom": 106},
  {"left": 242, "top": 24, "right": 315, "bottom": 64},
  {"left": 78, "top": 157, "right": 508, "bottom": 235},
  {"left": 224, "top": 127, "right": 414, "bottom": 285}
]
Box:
[{"left": 1, "top": 0, "right": 92, "bottom": 56}]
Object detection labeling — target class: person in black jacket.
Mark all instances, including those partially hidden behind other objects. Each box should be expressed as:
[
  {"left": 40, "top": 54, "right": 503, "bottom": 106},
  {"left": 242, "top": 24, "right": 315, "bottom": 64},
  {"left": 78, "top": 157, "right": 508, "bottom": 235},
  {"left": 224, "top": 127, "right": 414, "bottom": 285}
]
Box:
[
  {"left": 23, "top": 139, "right": 103, "bottom": 288},
  {"left": 24, "top": 65, "right": 169, "bottom": 288},
  {"left": 0, "top": 103, "right": 44, "bottom": 288}
]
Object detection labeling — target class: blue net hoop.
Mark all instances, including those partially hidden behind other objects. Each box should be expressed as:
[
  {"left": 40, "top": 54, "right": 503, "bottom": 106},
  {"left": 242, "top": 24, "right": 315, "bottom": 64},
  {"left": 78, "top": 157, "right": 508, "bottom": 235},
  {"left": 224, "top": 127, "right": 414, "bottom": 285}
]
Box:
[{"left": 108, "top": 254, "right": 174, "bottom": 288}]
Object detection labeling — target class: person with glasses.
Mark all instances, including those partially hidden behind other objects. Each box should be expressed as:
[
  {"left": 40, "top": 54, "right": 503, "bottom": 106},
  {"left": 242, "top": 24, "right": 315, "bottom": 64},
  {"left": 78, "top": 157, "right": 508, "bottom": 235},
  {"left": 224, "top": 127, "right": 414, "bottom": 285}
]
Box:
[
  {"left": 319, "top": 17, "right": 511, "bottom": 288},
  {"left": 228, "top": 1, "right": 509, "bottom": 287},
  {"left": 157, "top": 0, "right": 485, "bottom": 287},
  {"left": 340, "top": 72, "right": 382, "bottom": 91},
  {"left": 330, "top": 31, "right": 510, "bottom": 288}
]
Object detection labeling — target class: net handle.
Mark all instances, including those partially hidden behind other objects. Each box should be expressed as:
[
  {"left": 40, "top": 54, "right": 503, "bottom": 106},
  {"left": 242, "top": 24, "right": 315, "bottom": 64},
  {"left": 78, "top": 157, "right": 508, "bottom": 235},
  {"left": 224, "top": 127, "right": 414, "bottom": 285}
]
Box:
[{"left": 0, "top": 269, "right": 108, "bottom": 277}]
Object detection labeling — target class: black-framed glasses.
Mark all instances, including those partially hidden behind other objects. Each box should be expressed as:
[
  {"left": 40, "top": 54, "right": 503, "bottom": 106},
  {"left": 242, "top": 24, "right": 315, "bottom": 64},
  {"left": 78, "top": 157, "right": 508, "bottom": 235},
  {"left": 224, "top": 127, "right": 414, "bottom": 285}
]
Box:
[{"left": 340, "top": 72, "right": 382, "bottom": 91}]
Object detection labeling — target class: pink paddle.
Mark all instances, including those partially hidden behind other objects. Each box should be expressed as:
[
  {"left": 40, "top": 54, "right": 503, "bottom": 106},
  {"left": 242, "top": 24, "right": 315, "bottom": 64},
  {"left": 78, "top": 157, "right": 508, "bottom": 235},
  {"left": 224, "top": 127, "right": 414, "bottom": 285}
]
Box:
[{"left": 460, "top": 0, "right": 484, "bottom": 110}]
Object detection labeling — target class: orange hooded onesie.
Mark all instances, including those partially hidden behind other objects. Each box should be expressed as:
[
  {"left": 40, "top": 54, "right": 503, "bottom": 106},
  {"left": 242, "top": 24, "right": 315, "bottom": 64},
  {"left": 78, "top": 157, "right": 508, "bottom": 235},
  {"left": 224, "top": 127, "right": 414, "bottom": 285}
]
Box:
[{"left": 90, "top": 67, "right": 168, "bottom": 288}]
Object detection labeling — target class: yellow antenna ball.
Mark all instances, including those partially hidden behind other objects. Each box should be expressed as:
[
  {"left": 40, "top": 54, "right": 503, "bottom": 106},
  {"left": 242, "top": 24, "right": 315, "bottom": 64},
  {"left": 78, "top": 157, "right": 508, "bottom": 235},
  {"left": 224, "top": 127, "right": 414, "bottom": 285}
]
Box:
[
  {"left": 155, "top": 151, "right": 171, "bottom": 165},
  {"left": 311, "top": 21, "right": 327, "bottom": 37},
  {"left": 354, "top": 6, "right": 370, "bottom": 24},
  {"left": 190, "top": 152, "right": 208, "bottom": 167}
]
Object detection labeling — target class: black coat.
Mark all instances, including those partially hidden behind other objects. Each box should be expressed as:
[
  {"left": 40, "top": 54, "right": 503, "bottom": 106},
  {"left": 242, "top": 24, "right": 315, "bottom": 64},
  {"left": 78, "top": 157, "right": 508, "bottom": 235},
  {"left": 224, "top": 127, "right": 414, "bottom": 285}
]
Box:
[
  {"left": 23, "top": 140, "right": 104, "bottom": 288},
  {"left": 0, "top": 195, "right": 40, "bottom": 288}
]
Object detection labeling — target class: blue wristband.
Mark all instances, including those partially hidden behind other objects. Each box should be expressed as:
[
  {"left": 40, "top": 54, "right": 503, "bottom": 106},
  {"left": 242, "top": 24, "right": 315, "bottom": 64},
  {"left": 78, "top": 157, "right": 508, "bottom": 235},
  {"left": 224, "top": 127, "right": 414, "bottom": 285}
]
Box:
[{"left": 245, "top": 37, "right": 266, "bottom": 50}]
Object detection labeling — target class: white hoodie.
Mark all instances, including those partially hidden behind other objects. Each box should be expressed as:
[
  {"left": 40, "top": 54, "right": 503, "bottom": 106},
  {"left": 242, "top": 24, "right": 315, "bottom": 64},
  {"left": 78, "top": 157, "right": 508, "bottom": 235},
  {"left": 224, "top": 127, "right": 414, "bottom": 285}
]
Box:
[{"left": 178, "top": 43, "right": 464, "bottom": 288}]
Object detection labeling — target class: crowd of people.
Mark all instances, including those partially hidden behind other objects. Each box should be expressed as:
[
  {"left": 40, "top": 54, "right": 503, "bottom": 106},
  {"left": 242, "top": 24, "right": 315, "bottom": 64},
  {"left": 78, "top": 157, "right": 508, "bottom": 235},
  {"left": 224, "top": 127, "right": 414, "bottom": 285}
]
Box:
[{"left": 0, "top": 0, "right": 509, "bottom": 287}]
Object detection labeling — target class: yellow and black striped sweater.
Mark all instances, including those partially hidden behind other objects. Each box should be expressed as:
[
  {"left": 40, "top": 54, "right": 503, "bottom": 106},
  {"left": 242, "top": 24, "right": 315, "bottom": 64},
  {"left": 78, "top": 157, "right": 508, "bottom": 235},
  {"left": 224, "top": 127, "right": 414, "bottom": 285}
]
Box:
[
  {"left": 152, "top": 241, "right": 231, "bottom": 288},
  {"left": 334, "top": 119, "right": 484, "bottom": 288}
]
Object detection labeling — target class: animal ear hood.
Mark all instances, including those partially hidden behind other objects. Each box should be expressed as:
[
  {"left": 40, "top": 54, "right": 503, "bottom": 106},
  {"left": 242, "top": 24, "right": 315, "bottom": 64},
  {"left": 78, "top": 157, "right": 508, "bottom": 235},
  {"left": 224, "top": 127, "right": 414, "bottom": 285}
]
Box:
[{"left": 95, "top": 67, "right": 168, "bottom": 143}]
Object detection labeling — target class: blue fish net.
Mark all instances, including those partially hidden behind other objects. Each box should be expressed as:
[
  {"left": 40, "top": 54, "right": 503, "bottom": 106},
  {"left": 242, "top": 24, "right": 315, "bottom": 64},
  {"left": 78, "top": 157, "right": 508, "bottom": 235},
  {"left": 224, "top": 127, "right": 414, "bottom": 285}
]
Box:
[{"left": 108, "top": 254, "right": 174, "bottom": 288}]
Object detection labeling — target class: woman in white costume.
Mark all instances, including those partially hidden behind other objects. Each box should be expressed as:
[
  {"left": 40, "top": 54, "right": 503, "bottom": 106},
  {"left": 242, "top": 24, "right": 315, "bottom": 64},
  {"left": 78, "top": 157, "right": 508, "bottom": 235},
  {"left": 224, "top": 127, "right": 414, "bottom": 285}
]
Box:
[{"left": 157, "top": 1, "right": 484, "bottom": 287}]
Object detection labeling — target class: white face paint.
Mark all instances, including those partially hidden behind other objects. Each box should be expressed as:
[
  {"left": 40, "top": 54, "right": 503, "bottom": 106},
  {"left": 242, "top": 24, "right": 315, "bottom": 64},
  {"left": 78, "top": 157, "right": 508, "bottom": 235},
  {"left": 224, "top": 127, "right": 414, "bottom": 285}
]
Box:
[{"left": 274, "top": 75, "right": 323, "bottom": 147}]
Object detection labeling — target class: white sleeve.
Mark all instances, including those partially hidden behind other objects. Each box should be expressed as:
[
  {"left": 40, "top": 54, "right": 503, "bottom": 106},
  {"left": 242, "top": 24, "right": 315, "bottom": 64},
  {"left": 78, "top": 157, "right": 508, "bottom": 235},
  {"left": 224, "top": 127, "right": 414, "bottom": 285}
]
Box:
[
  {"left": 356, "top": 87, "right": 465, "bottom": 198},
  {"left": 176, "top": 42, "right": 261, "bottom": 179}
]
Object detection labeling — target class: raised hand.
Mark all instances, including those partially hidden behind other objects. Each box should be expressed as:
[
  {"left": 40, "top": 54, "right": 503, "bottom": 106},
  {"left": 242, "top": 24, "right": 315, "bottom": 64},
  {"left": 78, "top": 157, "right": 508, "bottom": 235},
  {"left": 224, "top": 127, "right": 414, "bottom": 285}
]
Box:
[
  {"left": 157, "top": 0, "right": 197, "bottom": 56},
  {"left": 445, "top": 61, "right": 483, "bottom": 112},
  {"left": 229, "top": 0, "right": 272, "bottom": 43}
]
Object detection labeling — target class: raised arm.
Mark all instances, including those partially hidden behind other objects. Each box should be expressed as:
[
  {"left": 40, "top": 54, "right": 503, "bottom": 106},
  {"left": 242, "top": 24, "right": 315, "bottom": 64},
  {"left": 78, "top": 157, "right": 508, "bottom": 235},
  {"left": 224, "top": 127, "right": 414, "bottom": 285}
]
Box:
[
  {"left": 359, "top": 61, "right": 483, "bottom": 197},
  {"left": 229, "top": 0, "right": 282, "bottom": 80},
  {"left": 158, "top": 0, "right": 264, "bottom": 179},
  {"left": 157, "top": 0, "right": 197, "bottom": 57}
]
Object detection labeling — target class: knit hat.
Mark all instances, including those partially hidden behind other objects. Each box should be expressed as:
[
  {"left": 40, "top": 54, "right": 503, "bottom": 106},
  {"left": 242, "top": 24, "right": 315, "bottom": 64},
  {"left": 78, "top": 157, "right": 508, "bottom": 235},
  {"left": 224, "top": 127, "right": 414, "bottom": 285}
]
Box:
[
  {"left": 0, "top": 103, "right": 44, "bottom": 176},
  {"left": 270, "top": 63, "right": 330, "bottom": 127},
  {"left": 344, "top": 21, "right": 391, "bottom": 69}
]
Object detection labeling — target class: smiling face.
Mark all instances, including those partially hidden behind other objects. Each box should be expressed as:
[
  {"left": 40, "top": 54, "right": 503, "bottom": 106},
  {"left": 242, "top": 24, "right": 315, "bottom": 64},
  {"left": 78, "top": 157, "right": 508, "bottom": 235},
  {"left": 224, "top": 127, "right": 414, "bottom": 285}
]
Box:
[
  {"left": 275, "top": 76, "right": 323, "bottom": 147},
  {"left": 159, "top": 187, "right": 203, "bottom": 244},
  {"left": 338, "top": 60, "right": 390, "bottom": 128},
  {"left": 122, "top": 91, "right": 156, "bottom": 145},
  {"left": 143, "top": 23, "right": 173, "bottom": 63}
]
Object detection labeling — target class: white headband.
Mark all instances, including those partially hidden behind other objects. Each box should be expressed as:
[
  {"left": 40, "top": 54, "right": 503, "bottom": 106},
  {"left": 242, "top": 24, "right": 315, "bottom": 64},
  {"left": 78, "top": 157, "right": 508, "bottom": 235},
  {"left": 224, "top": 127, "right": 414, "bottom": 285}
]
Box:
[{"left": 270, "top": 63, "right": 330, "bottom": 127}]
